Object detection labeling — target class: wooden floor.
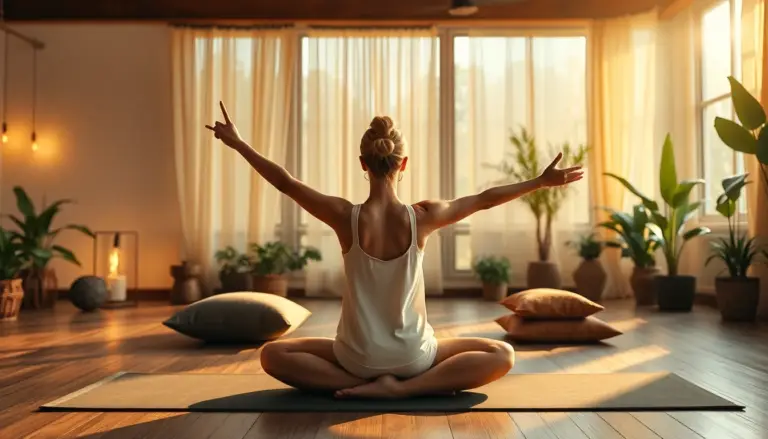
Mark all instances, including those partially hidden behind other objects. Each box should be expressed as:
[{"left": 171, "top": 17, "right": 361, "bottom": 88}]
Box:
[{"left": 1, "top": 298, "right": 767, "bottom": 439}]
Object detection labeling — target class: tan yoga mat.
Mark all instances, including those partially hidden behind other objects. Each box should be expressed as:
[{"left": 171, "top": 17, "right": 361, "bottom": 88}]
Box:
[{"left": 40, "top": 371, "right": 743, "bottom": 413}]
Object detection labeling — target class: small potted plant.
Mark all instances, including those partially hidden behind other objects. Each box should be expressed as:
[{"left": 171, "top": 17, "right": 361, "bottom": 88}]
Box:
[
  {"left": 9, "top": 187, "right": 94, "bottom": 309},
  {"left": 606, "top": 134, "right": 711, "bottom": 312},
  {"left": 706, "top": 174, "right": 767, "bottom": 321},
  {"left": 250, "top": 241, "right": 322, "bottom": 297},
  {"left": 472, "top": 255, "right": 511, "bottom": 301},
  {"left": 598, "top": 204, "right": 661, "bottom": 306},
  {"left": 0, "top": 227, "right": 26, "bottom": 320},
  {"left": 566, "top": 232, "right": 606, "bottom": 302},
  {"left": 486, "top": 127, "right": 588, "bottom": 289},
  {"left": 214, "top": 246, "right": 254, "bottom": 293}
]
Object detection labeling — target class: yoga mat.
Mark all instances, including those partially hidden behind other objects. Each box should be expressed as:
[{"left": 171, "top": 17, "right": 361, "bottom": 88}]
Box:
[{"left": 40, "top": 371, "right": 743, "bottom": 413}]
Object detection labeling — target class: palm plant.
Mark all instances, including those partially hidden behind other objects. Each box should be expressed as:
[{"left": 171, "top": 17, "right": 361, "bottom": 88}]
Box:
[
  {"left": 249, "top": 241, "right": 322, "bottom": 276},
  {"left": 597, "top": 204, "right": 659, "bottom": 268},
  {"left": 486, "top": 127, "right": 588, "bottom": 261},
  {"left": 0, "top": 227, "right": 25, "bottom": 281}
]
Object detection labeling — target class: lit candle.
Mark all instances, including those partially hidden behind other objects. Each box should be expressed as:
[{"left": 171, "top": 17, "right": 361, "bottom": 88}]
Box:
[{"left": 107, "top": 235, "right": 127, "bottom": 302}]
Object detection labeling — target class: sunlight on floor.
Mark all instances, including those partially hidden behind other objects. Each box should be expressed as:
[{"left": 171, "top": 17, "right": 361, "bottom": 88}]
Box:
[{"left": 562, "top": 345, "right": 670, "bottom": 373}]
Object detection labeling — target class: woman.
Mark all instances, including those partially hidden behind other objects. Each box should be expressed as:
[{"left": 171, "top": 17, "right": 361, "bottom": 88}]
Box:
[{"left": 207, "top": 102, "right": 583, "bottom": 399}]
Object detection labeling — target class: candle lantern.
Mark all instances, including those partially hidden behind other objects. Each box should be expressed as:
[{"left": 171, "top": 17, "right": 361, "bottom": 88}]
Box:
[{"left": 93, "top": 231, "right": 138, "bottom": 305}]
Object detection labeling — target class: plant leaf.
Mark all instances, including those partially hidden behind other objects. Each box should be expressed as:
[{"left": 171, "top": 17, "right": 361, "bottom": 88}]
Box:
[
  {"left": 13, "top": 186, "right": 36, "bottom": 219},
  {"left": 646, "top": 223, "right": 666, "bottom": 248},
  {"left": 671, "top": 179, "right": 705, "bottom": 208},
  {"left": 52, "top": 245, "right": 81, "bottom": 266},
  {"left": 604, "top": 173, "right": 659, "bottom": 211},
  {"left": 758, "top": 125, "right": 768, "bottom": 165},
  {"left": 715, "top": 117, "right": 758, "bottom": 153},
  {"left": 716, "top": 197, "right": 737, "bottom": 218},
  {"left": 683, "top": 226, "right": 711, "bottom": 241},
  {"left": 659, "top": 134, "right": 678, "bottom": 206},
  {"left": 729, "top": 76, "right": 766, "bottom": 130}
]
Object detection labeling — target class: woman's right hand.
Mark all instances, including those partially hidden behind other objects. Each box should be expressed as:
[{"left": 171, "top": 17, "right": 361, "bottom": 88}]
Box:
[{"left": 205, "top": 101, "right": 244, "bottom": 149}]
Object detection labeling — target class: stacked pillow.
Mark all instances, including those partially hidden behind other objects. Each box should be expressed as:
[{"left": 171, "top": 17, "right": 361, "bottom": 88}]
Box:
[{"left": 495, "top": 288, "right": 622, "bottom": 343}]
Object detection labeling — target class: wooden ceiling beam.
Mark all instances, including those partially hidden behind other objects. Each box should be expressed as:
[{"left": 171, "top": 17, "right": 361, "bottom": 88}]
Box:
[{"left": 4, "top": 0, "right": 666, "bottom": 22}]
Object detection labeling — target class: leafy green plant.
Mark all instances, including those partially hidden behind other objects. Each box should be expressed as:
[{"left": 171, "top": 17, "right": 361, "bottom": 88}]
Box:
[
  {"left": 713, "top": 76, "right": 768, "bottom": 195},
  {"left": 706, "top": 174, "right": 768, "bottom": 277},
  {"left": 605, "top": 134, "right": 711, "bottom": 276},
  {"left": 566, "top": 232, "right": 604, "bottom": 261},
  {"left": 249, "top": 241, "right": 322, "bottom": 276},
  {"left": 472, "top": 256, "right": 511, "bottom": 285},
  {"left": 0, "top": 227, "right": 25, "bottom": 281},
  {"left": 597, "top": 204, "right": 659, "bottom": 268},
  {"left": 486, "top": 127, "right": 589, "bottom": 261},
  {"left": 6, "top": 186, "right": 95, "bottom": 271},
  {"left": 214, "top": 245, "right": 253, "bottom": 276}
]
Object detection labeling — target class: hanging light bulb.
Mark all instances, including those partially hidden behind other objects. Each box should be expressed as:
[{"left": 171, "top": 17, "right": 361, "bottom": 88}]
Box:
[
  {"left": 2, "top": 32, "right": 9, "bottom": 145},
  {"left": 30, "top": 47, "right": 38, "bottom": 152},
  {"left": 31, "top": 132, "right": 38, "bottom": 152},
  {"left": 1, "top": 123, "right": 7, "bottom": 144}
]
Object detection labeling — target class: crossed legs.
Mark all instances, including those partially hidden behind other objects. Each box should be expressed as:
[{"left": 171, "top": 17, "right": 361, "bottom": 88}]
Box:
[{"left": 259, "top": 337, "right": 515, "bottom": 398}]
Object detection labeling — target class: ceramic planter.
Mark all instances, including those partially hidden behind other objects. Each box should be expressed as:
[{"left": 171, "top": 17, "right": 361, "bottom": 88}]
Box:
[
  {"left": 656, "top": 275, "right": 696, "bottom": 312},
  {"left": 630, "top": 266, "right": 660, "bottom": 306},
  {"left": 219, "top": 271, "right": 254, "bottom": 293},
  {"left": 573, "top": 259, "right": 607, "bottom": 302},
  {"left": 252, "top": 274, "right": 289, "bottom": 297},
  {"left": 526, "top": 261, "right": 562, "bottom": 289},
  {"left": 715, "top": 277, "right": 760, "bottom": 322},
  {"left": 482, "top": 282, "right": 508, "bottom": 302}
]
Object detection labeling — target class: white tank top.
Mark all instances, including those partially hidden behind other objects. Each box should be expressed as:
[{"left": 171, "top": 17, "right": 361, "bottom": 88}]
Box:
[{"left": 334, "top": 204, "right": 436, "bottom": 368}]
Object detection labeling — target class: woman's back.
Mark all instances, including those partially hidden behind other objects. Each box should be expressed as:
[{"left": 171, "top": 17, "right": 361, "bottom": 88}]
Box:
[{"left": 333, "top": 202, "right": 436, "bottom": 371}]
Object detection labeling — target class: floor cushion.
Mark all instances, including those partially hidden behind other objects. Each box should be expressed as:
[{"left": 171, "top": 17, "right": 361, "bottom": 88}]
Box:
[
  {"left": 495, "top": 313, "right": 622, "bottom": 343},
  {"left": 499, "top": 288, "right": 604, "bottom": 319},
  {"left": 163, "top": 292, "right": 311, "bottom": 343}
]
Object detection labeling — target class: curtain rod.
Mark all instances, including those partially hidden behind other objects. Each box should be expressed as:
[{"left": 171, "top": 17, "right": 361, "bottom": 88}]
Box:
[
  {"left": 0, "top": 22, "right": 45, "bottom": 49},
  {"left": 170, "top": 22, "right": 433, "bottom": 31},
  {"left": 170, "top": 23, "right": 293, "bottom": 30}
]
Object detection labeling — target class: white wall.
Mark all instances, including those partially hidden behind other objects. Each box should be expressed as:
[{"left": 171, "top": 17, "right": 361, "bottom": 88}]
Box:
[{"left": 0, "top": 24, "right": 181, "bottom": 289}]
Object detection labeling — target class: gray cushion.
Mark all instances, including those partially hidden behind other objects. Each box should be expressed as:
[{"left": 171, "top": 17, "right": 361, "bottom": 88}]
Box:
[{"left": 163, "top": 292, "right": 311, "bottom": 343}]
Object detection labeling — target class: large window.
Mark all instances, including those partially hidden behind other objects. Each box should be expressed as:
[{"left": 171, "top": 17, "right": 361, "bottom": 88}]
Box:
[
  {"left": 451, "top": 34, "right": 589, "bottom": 271},
  {"left": 698, "top": 0, "right": 745, "bottom": 215}
]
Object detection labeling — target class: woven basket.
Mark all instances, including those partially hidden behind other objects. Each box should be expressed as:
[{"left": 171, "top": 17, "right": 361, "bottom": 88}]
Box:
[{"left": 0, "top": 279, "right": 25, "bottom": 321}]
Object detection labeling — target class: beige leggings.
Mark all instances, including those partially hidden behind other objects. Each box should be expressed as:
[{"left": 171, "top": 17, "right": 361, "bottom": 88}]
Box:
[{"left": 333, "top": 341, "right": 438, "bottom": 380}]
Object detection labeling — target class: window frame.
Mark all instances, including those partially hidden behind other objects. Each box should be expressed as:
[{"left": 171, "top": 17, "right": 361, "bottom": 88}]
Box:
[
  {"left": 694, "top": 0, "right": 746, "bottom": 223},
  {"left": 442, "top": 26, "right": 591, "bottom": 279}
]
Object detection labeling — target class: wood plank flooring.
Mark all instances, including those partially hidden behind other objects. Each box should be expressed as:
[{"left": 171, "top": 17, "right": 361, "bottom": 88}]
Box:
[{"left": 0, "top": 298, "right": 765, "bottom": 439}]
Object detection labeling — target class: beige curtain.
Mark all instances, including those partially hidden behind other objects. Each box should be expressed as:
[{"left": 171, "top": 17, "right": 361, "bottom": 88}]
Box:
[
  {"left": 741, "top": 0, "right": 768, "bottom": 317},
  {"left": 459, "top": 32, "right": 590, "bottom": 287},
  {"left": 300, "top": 29, "right": 442, "bottom": 297},
  {"left": 171, "top": 27, "right": 296, "bottom": 286},
  {"left": 587, "top": 11, "right": 659, "bottom": 299}
]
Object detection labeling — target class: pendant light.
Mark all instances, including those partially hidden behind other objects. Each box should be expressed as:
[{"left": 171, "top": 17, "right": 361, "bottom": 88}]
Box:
[
  {"left": 2, "top": 33, "right": 8, "bottom": 144},
  {"left": 30, "top": 47, "right": 37, "bottom": 152}
]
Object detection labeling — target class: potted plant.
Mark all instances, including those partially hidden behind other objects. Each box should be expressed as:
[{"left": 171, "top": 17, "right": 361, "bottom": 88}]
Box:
[
  {"left": 7, "top": 187, "right": 95, "bottom": 309},
  {"left": 598, "top": 204, "right": 661, "bottom": 306},
  {"left": 0, "top": 227, "right": 26, "bottom": 320},
  {"left": 250, "top": 241, "right": 322, "bottom": 297},
  {"left": 486, "top": 127, "right": 588, "bottom": 289},
  {"left": 706, "top": 174, "right": 767, "bottom": 321},
  {"left": 606, "top": 134, "right": 711, "bottom": 312},
  {"left": 472, "top": 256, "right": 511, "bottom": 301},
  {"left": 214, "top": 245, "right": 254, "bottom": 293},
  {"left": 566, "top": 232, "right": 606, "bottom": 302}
]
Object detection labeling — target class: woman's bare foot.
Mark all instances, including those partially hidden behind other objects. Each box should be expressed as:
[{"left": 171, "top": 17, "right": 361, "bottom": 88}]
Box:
[{"left": 334, "top": 375, "right": 405, "bottom": 399}]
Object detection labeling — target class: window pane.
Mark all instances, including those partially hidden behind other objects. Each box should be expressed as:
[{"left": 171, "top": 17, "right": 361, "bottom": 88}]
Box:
[
  {"left": 455, "top": 234, "right": 472, "bottom": 271},
  {"left": 702, "top": 99, "right": 738, "bottom": 214},
  {"left": 701, "top": 1, "right": 732, "bottom": 100}
]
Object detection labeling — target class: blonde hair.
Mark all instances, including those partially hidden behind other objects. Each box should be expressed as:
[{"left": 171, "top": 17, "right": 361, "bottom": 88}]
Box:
[{"left": 360, "top": 116, "right": 406, "bottom": 179}]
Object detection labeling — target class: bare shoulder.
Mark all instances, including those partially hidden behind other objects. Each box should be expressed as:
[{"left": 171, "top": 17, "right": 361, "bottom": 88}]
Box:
[{"left": 411, "top": 200, "right": 448, "bottom": 231}]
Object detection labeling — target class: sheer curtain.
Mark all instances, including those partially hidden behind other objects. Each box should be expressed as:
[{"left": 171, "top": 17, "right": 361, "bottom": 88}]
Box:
[
  {"left": 300, "top": 29, "right": 442, "bottom": 297},
  {"left": 587, "top": 11, "right": 659, "bottom": 299},
  {"left": 741, "top": 0, "right": 768, "bottom": 317},
  {"left": 458, "top": 32, "right": 590, "bottom": 287},
  {"left": 171, "top": 27, "right": 296, "bottom": 286}
]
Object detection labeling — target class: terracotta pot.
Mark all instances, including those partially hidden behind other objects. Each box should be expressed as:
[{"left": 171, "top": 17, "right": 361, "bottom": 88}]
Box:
[
  {"left": 573, "top": 259, "right": 607, "bottom": 303},
  {"left": 1, "top": 279, "right": 25, "bottom": 321},
  {"left": 630, "top": 266, "right": 660, "bottom": 306},
  {"left": 526, "top": 261, "right": 562, "bottom": 289},
  {"left": 656, "top": 275, "right": 696, "bottom": 312},
  {"left": 252, "top": 275, "right": 289, "bottom": 297},
  {"left": 715, "top": 277, "right": 760, "bottom": 322},
  {"left": 482, "top": 282, "right": 508, "bottom": 302}
]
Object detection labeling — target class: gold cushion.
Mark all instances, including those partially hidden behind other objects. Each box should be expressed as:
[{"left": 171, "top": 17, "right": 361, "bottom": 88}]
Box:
[
  {"left": 495, "top": 314, "right": 622, "bottom": 343},
  {"left": 499, "top": 288, "right": 604, "bottom": 319}
]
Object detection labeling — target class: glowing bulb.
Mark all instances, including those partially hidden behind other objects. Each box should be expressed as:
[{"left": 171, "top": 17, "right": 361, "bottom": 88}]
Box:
[
  {"left": 1, "top": 134, "right": 7, "bottom": 144},
  {"left": 31, "top": 132, "right": 38, "bottom": 152},
  {"left": 1, "top": 122, "right": 7, "bottom": 144}
]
